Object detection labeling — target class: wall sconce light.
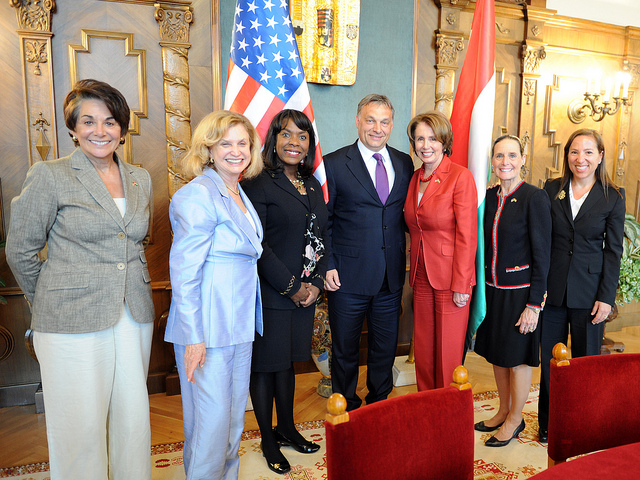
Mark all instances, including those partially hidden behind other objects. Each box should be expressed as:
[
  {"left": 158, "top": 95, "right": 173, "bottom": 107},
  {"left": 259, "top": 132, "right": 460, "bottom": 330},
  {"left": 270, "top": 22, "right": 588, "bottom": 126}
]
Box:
[{"left": 568, "top": 71, "right": 631, "bottom": 123}]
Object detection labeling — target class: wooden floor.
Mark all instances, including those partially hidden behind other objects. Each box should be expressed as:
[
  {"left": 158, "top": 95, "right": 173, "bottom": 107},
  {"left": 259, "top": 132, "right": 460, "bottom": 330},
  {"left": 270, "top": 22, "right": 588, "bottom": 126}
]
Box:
[{"left": 2, "top": 325, "right": 639, "bottom": 469}]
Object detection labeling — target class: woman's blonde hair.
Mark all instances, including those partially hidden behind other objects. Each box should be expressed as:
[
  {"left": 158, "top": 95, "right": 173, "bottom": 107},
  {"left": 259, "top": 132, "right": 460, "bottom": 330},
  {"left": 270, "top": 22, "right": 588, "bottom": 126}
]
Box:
[{"left": 180, "top": 110, "right": 263, "bottom": 180}]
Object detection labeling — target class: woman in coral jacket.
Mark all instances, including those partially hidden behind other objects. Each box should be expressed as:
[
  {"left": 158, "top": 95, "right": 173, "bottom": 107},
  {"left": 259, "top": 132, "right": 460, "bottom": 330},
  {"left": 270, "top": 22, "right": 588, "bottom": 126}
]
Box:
[{"left": 404, "top": 111, "right": 477, "bottom": 391}]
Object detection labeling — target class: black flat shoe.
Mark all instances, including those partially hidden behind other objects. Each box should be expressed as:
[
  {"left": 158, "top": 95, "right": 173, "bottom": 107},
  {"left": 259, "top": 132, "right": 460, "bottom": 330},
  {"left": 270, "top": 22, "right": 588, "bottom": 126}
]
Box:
[
  {"left": 274, "top": 428, "right": 320, "bottom": 454},
  {"left": 261, "top": 442, "right": 291, "bottom": 475},
  {"left": 474, "top": 420, "right": 504, "bottom": 432},
  {"left": 538, "top": 426, "right": 548, "bottom": 443},
  {"left": 485, "top": 419, "right": 526, "bottom": 447}
]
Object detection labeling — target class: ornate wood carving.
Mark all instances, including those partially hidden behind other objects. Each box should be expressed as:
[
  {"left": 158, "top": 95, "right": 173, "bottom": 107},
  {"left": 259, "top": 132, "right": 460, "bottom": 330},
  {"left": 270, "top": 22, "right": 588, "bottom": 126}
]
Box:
[
  {"left": 0, "top": 325, "right": 15, "bottom": 363},
  {"left": 69, "top": 30, "right": 148, "bottom": 165},
  {"left": 521, "top": 45, "right": 546, "bottom": 75},
  {"left": 10, "top": 0, "right": 54, "bottom": 31},
  {"left": 435, "top": 33, "right": 464, "bottom": 116},
  {"left": 10, "top": 0, "right": 58, "bottom": 165},
  {"left": 25, "top": 40, "right": 47, "bottom": 75},
  {"left": 523, "top": 78, "right": 536, "bottom": 105},
  {"left": 32, "top": 112, "right": 52, "bottom": 161},
  {"left": 155, "top": 3, "right": 193, "bottom": 197}
]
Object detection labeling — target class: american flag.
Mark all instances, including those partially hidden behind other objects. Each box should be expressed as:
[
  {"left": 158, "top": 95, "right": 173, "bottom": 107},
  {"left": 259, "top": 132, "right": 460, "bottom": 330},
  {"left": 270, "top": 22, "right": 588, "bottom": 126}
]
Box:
[{"left": 224, "top": 0, "right": 327, "bottom": 200}]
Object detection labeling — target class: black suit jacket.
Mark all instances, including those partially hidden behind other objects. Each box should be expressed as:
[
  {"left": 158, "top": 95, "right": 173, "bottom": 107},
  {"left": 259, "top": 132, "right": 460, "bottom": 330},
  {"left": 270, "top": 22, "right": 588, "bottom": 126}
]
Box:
[
  {"left": 484, "top": 182, "right": 551, "bottom": 310},
  {"left": 324, "top": 141, "right": 413, "bottom": 295},
  {"left": 243, "top": 170, "right": 329, "bottom": 310},
  {"left": 544, "top": 177, "right": 625, "bottom": 309}
]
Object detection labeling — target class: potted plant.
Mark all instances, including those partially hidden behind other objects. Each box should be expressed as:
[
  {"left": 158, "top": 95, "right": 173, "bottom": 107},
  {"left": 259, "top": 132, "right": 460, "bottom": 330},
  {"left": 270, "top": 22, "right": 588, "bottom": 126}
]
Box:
[{"left": 617, "top": 213, "right": 640, "bottom": 305}]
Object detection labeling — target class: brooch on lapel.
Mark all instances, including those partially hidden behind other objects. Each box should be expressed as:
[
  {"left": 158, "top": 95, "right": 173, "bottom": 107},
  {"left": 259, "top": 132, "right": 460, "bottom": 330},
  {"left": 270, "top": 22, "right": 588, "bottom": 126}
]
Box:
[
  {"left": 132, "top": 181, "right": 139, "bottom": 187},
  {"left": 511, "top": 198, "right": 517, "bottom": 203},
  {"left": 558, "top": 190, "right": 566, "bottom": 200},
  {"left": 435, "top": 179, "right": 441, "bottom": 183}
]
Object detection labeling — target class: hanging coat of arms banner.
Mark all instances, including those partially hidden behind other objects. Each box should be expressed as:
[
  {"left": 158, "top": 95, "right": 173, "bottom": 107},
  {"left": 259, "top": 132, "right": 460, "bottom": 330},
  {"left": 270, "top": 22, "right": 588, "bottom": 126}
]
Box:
[{"left": 289, "top": 0, "right": 360, "bottom": 85}]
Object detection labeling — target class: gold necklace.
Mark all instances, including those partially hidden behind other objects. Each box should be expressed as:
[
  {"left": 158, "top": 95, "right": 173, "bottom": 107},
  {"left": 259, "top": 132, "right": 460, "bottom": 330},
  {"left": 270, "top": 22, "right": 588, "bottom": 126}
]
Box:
[
  {"left": 288, "top": 174, "right": 306, "bottom": 195},
  {"left": 226, "top": 184, "right": 240, "bottom": 195}
]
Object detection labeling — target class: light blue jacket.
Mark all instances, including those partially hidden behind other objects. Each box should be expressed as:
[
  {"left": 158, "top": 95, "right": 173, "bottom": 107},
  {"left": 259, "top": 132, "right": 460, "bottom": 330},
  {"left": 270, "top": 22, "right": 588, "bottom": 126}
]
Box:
[{"left": 165, "top": 167, "right": 263, "bottom": 348}]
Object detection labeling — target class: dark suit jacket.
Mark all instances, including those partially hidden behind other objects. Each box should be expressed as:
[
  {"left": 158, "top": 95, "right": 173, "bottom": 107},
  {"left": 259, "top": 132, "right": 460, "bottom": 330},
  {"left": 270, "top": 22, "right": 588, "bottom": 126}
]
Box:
[
  {"left": 324, "top": 141, "right": 413, "bottom": 295},
  {"left": 544, "top": 177, "right": 625, "bottom": 309},
  {"left": 484, "top": 182, "right": 551, "bottom": 309},
  {"left": 243, "top": 170, "right": 329, "bottom": 310}
]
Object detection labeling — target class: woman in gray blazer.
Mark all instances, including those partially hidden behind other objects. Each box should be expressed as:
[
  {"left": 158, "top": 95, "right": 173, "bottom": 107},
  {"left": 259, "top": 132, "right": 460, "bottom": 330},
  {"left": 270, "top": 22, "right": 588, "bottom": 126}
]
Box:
[
  {"left": 165, "top": 111, "right": 264, "bottom": 480},
  {"left": 6, "top": 79, "right": 154, "bottom": 479}
]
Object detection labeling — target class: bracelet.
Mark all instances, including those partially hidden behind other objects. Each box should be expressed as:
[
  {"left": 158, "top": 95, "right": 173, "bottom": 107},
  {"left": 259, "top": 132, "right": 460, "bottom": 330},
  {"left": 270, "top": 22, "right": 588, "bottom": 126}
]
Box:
[{"left": 526, "top": 305, "right": 541, "bottom": 315}]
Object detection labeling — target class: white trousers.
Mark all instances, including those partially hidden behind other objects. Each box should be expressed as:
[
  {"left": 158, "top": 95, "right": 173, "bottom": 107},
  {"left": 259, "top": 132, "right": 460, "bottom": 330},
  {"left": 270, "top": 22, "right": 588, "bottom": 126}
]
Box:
[
  {"left": 34, "top": 303, "right": 153, "bottom": 480},
  {"left": 175, "top": 341, "right": 252, "bottom": 480}
]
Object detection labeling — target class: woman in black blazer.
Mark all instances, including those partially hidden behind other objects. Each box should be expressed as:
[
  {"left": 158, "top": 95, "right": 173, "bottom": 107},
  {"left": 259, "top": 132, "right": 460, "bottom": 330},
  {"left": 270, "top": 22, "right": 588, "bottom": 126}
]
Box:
[
  {"left": 538, "top": 129, "right": 625, "bottom": 442},
  {"left": 243, "top": 110, "right": 328, "bottom": 474},
  {"left": 473, "top": 135, "right": 551, "bottom": 447}
]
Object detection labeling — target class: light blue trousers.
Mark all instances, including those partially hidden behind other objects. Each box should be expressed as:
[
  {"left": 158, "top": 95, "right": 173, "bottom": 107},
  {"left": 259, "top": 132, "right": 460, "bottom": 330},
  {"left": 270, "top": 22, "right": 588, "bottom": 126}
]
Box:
[{"left": 175, "top": 342, "right": 252, "bottom": 480}]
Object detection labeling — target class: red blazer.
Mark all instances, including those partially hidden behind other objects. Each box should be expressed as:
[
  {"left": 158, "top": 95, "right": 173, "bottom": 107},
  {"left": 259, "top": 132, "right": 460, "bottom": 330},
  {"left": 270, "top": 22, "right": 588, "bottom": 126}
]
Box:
[{"left": 404, "top": 156, "right": 478, "bottom": 294}]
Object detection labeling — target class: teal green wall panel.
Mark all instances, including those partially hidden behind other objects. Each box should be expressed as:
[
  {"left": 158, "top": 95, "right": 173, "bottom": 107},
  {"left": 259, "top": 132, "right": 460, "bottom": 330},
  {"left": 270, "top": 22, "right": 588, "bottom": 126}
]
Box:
[{"left": 219, "top": 0, "right": 415, "bottom": 155}]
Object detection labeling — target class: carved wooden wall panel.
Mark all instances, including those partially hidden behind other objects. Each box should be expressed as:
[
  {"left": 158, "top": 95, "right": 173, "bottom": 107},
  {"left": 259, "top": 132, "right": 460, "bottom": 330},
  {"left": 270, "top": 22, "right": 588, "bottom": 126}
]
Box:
[
  {"left": 0, "top": 0, "right": 206, "bottom": 405},
  {"left": 10, "top": 0, "right": 59, "bottom": 167},
  {"left": 69, "top": 30, "right": 148, "bottom": 165},
  {"left": 413, "top": 0, "right": 438, "bottom": 122}
]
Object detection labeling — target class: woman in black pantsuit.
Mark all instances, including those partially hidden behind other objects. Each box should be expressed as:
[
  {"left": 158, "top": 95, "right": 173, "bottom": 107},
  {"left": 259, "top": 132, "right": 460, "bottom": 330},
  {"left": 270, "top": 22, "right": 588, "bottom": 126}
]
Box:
[
  {"left": 474, "top": 135, "right": 551, "bottom": 447},
  {"left": 243, "top": 110, "right": 328, "bottom": 475},
  {"left": 537, "top": 129, "right": 625, "bottom": 443}
]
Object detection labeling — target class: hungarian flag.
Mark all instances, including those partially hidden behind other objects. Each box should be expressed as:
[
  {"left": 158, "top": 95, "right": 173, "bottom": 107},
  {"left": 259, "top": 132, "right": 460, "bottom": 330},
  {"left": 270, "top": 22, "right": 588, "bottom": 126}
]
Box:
[
  {"left": 224, "top": 0, "right": 327, "bottom": 201},
  {"left": 449, "top": 0, "right": 496, "bottom": 340}
]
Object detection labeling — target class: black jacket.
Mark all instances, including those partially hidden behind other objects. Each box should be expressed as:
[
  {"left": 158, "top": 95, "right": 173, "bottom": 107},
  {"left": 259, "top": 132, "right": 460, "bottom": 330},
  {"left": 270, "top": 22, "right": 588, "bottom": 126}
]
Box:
[
  {"left": 484, "top": 182, "right": 551, "bottom": 309},
  {"left": 324, "top": 141, "right": 413, "bottom": 295},
  {"left": 243, "top": 170, "right": 329, "bottom": 310},
  {"left": 544, "top": 177, "right": 625, "bottom": 308}
]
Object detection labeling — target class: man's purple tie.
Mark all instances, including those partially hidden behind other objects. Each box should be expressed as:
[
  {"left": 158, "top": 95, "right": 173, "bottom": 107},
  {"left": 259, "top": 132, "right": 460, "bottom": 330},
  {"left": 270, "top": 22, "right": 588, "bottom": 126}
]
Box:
[{"left": 374, "top": 153, "right": 389, "bottom": 204}]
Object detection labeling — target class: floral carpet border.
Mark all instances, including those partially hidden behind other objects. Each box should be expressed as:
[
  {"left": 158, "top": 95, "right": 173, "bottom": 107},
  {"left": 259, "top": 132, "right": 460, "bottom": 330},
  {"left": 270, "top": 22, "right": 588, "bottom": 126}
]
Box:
[{"left": 0, "top": 389, "right": 537, "bottom": 478}]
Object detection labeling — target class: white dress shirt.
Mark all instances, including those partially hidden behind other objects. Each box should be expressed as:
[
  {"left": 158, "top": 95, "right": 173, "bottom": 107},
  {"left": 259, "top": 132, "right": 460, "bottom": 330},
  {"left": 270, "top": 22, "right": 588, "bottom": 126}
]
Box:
[{"left": 357, "top": 140, "right": 395, "bottom": 193}]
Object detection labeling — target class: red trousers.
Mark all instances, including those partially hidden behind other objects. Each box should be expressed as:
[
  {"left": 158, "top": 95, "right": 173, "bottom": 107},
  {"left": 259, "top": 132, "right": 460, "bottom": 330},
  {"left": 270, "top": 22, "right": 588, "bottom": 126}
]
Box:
[{"left": 412, "top": 253, "right": 470, "bottom": 390}]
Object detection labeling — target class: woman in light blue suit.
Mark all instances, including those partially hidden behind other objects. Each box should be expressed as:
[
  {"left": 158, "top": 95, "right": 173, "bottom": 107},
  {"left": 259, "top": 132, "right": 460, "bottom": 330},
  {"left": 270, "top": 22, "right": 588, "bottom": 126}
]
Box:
[{"left": 165, "top": 110, "right": 264, "bottom": 480}]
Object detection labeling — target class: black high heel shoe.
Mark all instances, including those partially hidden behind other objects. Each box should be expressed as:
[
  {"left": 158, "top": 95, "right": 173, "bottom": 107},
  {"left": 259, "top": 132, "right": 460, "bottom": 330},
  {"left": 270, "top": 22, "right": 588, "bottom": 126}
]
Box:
[
  {"left": 261, "top": 441, "right": 291, "bottom": 474},
  {"left": 485, "top": 419, "right": 526, "bottom": 447},
  {"left": 273, "top": 427, "right": 320, "bottom": 453},
  {"left": 474, "top": 420, "right": 504, "bottom": 432}
]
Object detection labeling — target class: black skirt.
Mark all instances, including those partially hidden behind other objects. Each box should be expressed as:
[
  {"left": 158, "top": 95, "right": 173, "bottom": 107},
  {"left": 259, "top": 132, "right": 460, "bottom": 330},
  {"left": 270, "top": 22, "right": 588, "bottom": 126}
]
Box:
[
  {"left": 251, "top": 305, "right": 315, "bottom": 372},
  {"left": 474, "top": 285, "right": 540, "bottom": 368}
]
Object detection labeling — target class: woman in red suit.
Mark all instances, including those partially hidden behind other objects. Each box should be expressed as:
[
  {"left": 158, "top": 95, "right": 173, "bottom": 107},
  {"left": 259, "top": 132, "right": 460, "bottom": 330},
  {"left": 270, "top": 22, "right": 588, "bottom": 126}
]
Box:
[{"left": 404, "top": 111, "right": 478, "bottom": 390}]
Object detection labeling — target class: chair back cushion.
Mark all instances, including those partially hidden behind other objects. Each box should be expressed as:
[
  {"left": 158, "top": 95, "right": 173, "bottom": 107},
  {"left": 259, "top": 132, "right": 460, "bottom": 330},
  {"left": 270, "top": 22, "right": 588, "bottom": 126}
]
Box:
[
  {"left": 548, "top": 352, "right": 640, "bottom": 461},
  {"left": 325, "top": 387, "right": 473, "bottom": 480}
]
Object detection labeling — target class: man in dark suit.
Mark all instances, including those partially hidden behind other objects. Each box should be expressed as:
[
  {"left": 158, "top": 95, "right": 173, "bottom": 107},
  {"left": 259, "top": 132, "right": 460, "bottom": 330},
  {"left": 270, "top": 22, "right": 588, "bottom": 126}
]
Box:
[{"left": 324, "top": 94, "right": 414, "bottom": 410}]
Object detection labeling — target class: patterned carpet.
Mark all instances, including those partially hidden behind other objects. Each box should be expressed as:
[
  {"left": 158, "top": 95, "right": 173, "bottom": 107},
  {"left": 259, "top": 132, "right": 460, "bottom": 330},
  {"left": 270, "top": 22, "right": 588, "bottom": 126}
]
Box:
[{"left": 0, "top": 387, "right": 548, "bottom": 479}]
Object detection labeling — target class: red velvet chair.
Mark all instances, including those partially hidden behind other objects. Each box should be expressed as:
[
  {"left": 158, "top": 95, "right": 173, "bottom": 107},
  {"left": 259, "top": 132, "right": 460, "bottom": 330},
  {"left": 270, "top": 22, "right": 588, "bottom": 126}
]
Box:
[
  {"left": 325, "top": 366, "right": 474, "bottom": 480},
  {"left": 547, "top": 343, "right": 640, "bottom": 467}
]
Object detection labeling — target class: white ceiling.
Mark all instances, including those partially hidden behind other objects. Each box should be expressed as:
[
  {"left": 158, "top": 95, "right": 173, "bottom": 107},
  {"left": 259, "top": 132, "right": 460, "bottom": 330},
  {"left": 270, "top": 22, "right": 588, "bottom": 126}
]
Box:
[{"left": 546, "top": 0, "right": 640, "bottom": 27}]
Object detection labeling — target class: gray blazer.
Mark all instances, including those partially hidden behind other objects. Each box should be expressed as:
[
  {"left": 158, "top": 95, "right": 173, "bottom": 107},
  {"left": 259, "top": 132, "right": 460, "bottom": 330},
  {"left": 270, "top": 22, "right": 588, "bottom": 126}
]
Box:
[{"left": 6, "top": 148, "right": 155, "bottom": 333}]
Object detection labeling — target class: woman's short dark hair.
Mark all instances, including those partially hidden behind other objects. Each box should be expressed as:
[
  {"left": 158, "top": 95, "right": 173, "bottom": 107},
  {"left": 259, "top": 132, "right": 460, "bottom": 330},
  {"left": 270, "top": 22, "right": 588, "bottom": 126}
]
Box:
[
  {"left": 407, "top": 111, "right": 453, "bottom": 156},
  {"left": 263, "top": 109, "right": 316, "bottom": 178},
  {"left": 64, "top": 79, "right": 131, "bottom": 145}
]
